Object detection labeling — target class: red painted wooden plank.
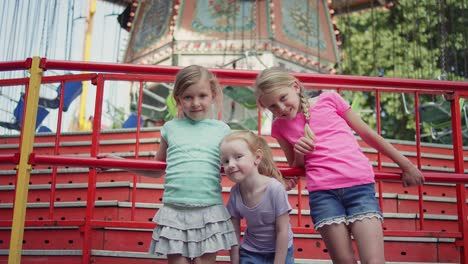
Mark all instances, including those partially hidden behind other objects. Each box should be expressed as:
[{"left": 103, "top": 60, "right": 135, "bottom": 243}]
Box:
[
  {"left": 0, "top": 206, "right": 119, "bottom": 222},
  {"left": 90, "top": 256, "right": 167, "bottom": 264},
  {"left": 0, "top": 229, "right": 84, "bottom": 250},
  {"left": 0, "top": 256, "right": 82, "bottom": 264}
]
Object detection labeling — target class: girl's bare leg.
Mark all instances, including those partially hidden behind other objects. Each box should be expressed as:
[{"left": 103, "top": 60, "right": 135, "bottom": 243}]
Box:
[
  {"left": 319, "top": 223, "right": 357, "bottom": 264},
  {"left": 193, "top": 252, "right": 217, "bottom": 264},
  {"left": 168, "top": 254, "right": 191, "bottom": 264},
  {"left": 350, "top": 217, "right": 385, "bottom": 264}
]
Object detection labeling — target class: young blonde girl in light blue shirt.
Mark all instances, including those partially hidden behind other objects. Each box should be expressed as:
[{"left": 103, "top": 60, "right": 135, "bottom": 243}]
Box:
[{"left": 104, "top": 65, "right": 238, "bottom": 264}]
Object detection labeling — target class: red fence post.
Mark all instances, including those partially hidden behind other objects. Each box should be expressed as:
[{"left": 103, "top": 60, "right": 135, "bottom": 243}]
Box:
[{"left": 450, "top": 93, "right": 468, "bottom": 263}]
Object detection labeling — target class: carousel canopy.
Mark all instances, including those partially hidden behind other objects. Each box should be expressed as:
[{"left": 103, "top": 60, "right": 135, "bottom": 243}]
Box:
[{"left": 124, "top": 0, "right": 340, "bottom": 73}]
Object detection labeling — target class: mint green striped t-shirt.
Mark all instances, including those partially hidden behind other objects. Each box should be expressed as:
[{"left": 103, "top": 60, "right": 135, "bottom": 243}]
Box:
[{"left": 161, "top": 118, "right": 230, "bottom": 205}]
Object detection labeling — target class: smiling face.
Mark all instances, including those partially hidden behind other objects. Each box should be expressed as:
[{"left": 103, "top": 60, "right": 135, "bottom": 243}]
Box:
[
  {"left": 220, "top": 139, "right": 261, "bottom": 184},
  {"left": 176, "top": 78, "right": 215, "bottom": 121},
  {"left": 258, "top": 82, "right": 301, "bottom": 120}
]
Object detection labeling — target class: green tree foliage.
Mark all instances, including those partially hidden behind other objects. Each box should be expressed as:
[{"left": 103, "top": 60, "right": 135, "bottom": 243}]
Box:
[{"left": 336, "top": 0, "right": 467, "bottom": 143}]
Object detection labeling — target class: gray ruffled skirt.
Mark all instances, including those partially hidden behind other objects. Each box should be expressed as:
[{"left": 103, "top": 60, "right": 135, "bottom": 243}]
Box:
[{"left": 148, "top": 203, "right": 238, "bottom": 259}]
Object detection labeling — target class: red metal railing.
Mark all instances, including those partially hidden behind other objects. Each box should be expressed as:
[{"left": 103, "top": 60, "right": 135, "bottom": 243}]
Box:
[{"left": 1, "top": 58, "right": 467, "bottom": 264}]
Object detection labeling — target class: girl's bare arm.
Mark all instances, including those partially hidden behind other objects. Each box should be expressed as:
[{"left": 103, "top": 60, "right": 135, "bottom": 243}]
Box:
[
  {"left": 274, "top": 212, "right": 290, "bottom": 264},
  {"left": 134, "top": 137, "right": 168, "bottom": 178},
  {"left": 344, "top": 109, "right": 424, "bottom": 187},
  {"left": 98, "top": 138, "right": 167, "bottom": 178},
  {"left": 277, "top": 138, "right": 306, "bottom": 168},
  {"left": 229, "top": 217, "right": 241, "bottom": 264}
]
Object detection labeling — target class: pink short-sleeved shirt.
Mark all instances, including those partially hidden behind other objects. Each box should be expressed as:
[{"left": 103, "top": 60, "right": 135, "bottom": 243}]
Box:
[{"left": 271, "top": 92, "right": 375, "bottom": 192}]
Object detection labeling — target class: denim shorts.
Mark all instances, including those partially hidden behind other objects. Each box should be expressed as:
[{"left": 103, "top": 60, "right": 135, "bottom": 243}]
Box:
[
  {"left": 239, "top": 245, "right": 295, "bottom": 264},
  {"left": 308, "top": 183, "right": 383, "bottom": 230}
]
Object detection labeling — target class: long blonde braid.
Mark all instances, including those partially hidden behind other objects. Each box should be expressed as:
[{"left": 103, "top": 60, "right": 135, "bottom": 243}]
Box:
[{"left": 299, "top": 87, "right": 315, "bottom": 140}]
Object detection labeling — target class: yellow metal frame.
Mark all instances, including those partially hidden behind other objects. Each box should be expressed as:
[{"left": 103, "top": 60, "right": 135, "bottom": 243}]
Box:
[
  {"left": 8, "top": 57, "right": 43, "bottom": 264},
  {"left": 78, "top": 0, "right": 97, "bottom": 131}
]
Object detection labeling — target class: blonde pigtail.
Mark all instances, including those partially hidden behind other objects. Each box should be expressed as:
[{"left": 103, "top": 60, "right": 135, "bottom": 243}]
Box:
[
  {"left": 257, "top": 136, "right": 286, "bottom": 186},
  {"left": 300, "top": 93, "right": 315, "bottom": 140}
]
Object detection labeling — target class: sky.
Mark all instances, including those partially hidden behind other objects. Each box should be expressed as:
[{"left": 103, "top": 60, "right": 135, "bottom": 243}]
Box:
[
  {"left": 0, "top": 0, "right": 128, "bottom": 63},
  {"left": 0, "top": 0, "right": 131, "bottom": 134}
]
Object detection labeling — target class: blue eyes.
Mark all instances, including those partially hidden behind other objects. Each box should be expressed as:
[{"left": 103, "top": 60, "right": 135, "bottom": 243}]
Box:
[
  {"left": 221, "top": 155, "right": 243, "bottom": 164},
  {"left": 183, "top": 94, "right": 208, "bottom": 100},
  {"left": 267, "top": 96, "right": 287, "bottom": 110}
]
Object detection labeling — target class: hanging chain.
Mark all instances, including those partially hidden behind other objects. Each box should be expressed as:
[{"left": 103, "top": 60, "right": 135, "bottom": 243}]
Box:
[
  {"left": 252, "top": 0, "right": 257, "bottom": 53},
  {"left": 439, "top": 0, "right": 448, "bottom": 80}
]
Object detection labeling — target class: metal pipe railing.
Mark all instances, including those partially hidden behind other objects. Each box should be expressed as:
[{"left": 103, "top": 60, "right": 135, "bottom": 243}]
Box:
[
  {"left": 28, "top": 154, "right": 468, "bottom": 183},
  {"left": 1, "top": 57, "right": 467, "bottom": 264}
]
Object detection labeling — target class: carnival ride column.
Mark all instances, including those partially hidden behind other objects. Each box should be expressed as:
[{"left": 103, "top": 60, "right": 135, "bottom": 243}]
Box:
[{"left": 8, "top": 56, "right": 43, "bottom": 264}]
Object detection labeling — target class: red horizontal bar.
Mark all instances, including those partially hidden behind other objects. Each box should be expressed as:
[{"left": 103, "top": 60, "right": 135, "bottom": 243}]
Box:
[
  {"left": 0, "top": 153, "right": 20, "bottom": 164},
  {"left": 0, "top": 77, "right": 29, "bottom": 87},
  {"left": 28, "top": 154, "right": 301, "bottom": 176},
  {"left": 276, "top": 165, "right": 305, "bottom": 176},
  {"left": 384, "top": 230, "right": 462, "bottom": 238},
  {"left": 303, "top": 82, "right": 455, "bottom": 94},
  {"left": 376, "top": 171, "right": 468, "bottom": 184},
  {"left": 40, "top": 59, "right": 468, "bottom": 93},
  {"left": 280, "top": 167, "right": 468, "bottom": 184},
  {"left": 0, "top": 58, "right": 31, "bottom": 71},
  {"left": 294, "top": 72, "right": 468, "bottom": 91},
  {"left": 91, "top": 220, "right": 155, "bottom": 229},
  {"left": 42, "top": 59, "right": 183, "bottom": 76},
  {"left": 41, "top": 73, "right": 97, "bottom": 84},
  {"left": 29, "top": 153, "right": 166, "bottom": 171},
  {"left": 100, "top": 73, "right": 255, "bottom": 87},
  {"left": 101, "top": 73, "right": 176, "bottom": 82},
  {"left": 0, "top": 220, "right": 85, "bottom": 227},
  {"left": 29, "top": 154, "right": 467, "bottom": 183}
]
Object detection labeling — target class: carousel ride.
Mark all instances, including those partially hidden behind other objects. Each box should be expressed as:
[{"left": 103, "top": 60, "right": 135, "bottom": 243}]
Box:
[
  {"left": 0, "top": 0, "right": 465, "bottom": 139},
  {"left": 116, "top": 0, "right": 341, "bottom": 131}
]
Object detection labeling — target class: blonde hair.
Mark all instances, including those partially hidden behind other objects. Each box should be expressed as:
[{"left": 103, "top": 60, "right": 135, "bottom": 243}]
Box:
[
  {"left": 221, "top": 130, "right": 285, "bottom": 185},
  {"left": 173, "top": 65, "right": 222, "bottom": 109},
  {"left": 254, "top": 67, "right": 310, "bottom": 120}
]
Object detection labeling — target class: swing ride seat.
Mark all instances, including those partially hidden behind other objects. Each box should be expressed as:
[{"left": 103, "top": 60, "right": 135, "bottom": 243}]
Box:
[
  {"left": 60, "top": 81, "right": 83, "bottom": 112},
  {"left": 223, "top": 86, "right": 259, "bottom": 130},
  {"left": 16, "top": 95, "right": 50, "bottom": 130},
  {"left": 131, "top": 84, "right": 171, "bottom": 122},
  {"left": 223, "top": 86, "right": 258, "bottom": 110},
  {"left": 0, "top": 94, "right": 49, "bottom": 131},
  {"left": 419, "top": 98, "right": 467, "bottom": 143},
  {"left": 122, "top": 112, "right": 144, "bottom": 128},
  {"left": 227, "top": 116, "right": 258, "bottom": 131},
  {"left": 38, "top": 81, "right": 83, "bottom": 112},
  {"left": 37, "top": 125, "right": 52, "bottom": 133}
]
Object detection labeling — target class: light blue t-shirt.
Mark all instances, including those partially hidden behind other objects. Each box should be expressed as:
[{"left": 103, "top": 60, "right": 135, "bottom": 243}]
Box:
[{"left": 161, "top": 118, "right": 230, "bottom": 205}]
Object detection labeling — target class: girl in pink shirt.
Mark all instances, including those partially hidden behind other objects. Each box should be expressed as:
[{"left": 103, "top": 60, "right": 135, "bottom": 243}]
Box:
[{"left": 254, "top": 67, "right": 424, "bottom": 264}]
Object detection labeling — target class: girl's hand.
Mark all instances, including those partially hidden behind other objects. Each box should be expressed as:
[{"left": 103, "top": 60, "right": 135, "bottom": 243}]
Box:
[
  {"left": 95, "top": 153, "right": 123, "bottom": 172},
  {"left": 97, "top": 153, "right": 122, "bottom": 159},
  {"left": 401, "top": 165, "right": 425, "bottom": 187},
  {"left": 294, "top": 136, "right": 315, "bottom": 156},
  {"left": 284, "top": 177, "right": 299, "bottom": 191}
]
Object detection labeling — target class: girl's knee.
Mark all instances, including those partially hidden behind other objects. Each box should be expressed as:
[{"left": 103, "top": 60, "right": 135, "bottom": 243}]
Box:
[
  {"left": 360, "top": 257, "right": 385, "bottom": 264},
  {"left": 330, "top": 255, "right": 358, "bottom": 264},
  {"left": 194, "top": 252, "right": 217, "bottom": 264}
]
